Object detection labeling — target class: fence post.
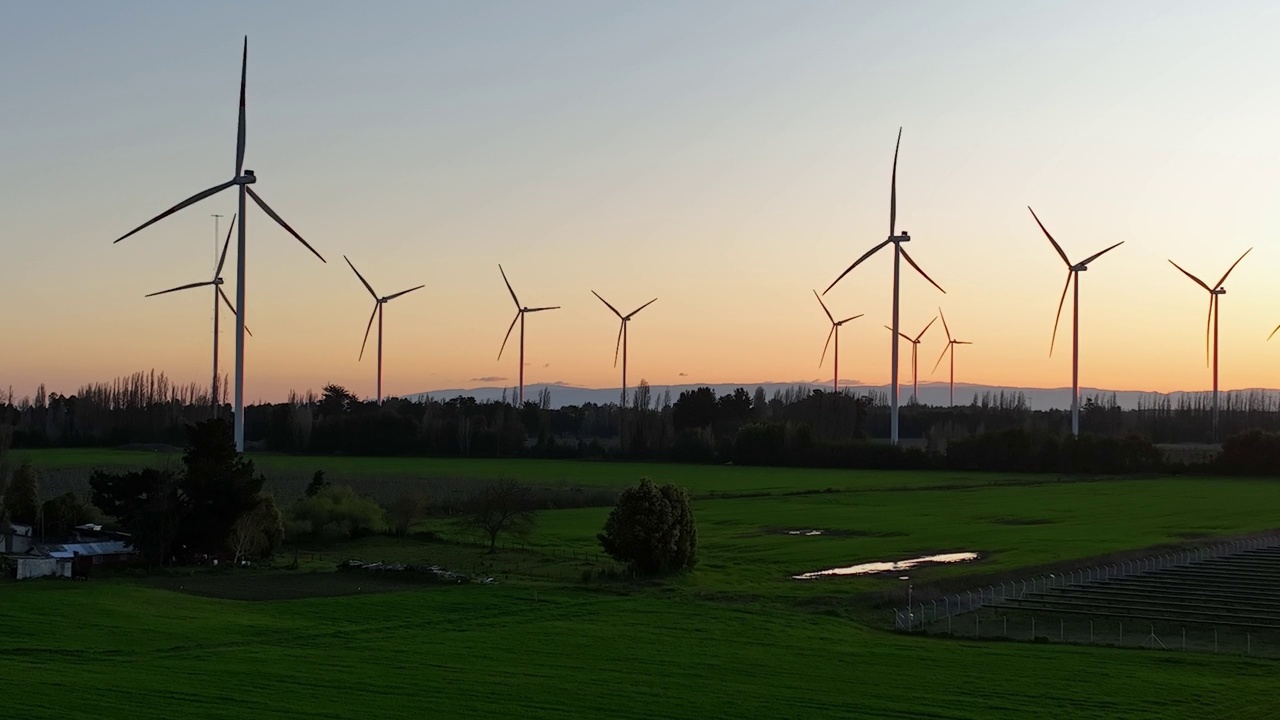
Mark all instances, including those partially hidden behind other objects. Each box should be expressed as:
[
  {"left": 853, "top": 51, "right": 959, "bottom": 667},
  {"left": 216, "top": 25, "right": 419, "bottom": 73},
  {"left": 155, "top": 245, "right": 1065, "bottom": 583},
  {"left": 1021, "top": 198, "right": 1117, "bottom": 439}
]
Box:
[
  {"left": 1061, "top": 619, "right": 1064, "bottom": 641},
  {"left": 948, "top": 614, "right": 952, "bottom": 634},
  {"left": 944, "top": 595, "right": 950, "bottom": 616},
  {"left": 1003, "top": 615, "right": 1007, "bottom": 637},
  {"left": 932, "top": 600, "right": 937, "bottom": 621},
  {"left": 1182, "top": 627, "right": 1186, "bottom": 651},
  {"left": 1119, "top": 621, "right": 1123, "bottom": 646},
  {"left": 1247, "top": 633, "right": 1251, "bottom": 656},
  {"left": 1089, "top": 620, "right": 1093, "bottom": 643},
  {"left": 1032, "top": 616, "right": 1036, "bottom": 638},
  {"left": 975, "top": 616, "right": 980, "bottom": 639},
  {"left": 1214, "top": 628, "right": 1218, "bottom": 653}
]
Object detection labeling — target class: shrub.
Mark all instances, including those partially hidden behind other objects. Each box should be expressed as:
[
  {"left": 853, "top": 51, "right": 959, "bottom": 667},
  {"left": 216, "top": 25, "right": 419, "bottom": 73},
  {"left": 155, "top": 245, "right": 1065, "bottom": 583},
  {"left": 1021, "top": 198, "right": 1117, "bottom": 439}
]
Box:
[
  {"left": 597, "top": 477, "right": 697, "bottom": 575},
  {"left": 1217, "top": 430, "right": 1280, "bottom": 476},
  {"left": 287, "top": 485, "right": 386, "bottom": 542}
]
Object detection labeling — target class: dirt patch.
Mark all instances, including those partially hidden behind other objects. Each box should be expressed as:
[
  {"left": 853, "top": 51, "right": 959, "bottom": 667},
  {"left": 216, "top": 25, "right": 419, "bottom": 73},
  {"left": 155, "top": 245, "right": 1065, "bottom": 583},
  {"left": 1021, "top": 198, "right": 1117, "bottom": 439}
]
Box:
[
  {"left": 989, "top": 517, "right": 1054, "bottom": 526},
  {"left": 145, "top": 571, "right": 430, "bottom": 601}
]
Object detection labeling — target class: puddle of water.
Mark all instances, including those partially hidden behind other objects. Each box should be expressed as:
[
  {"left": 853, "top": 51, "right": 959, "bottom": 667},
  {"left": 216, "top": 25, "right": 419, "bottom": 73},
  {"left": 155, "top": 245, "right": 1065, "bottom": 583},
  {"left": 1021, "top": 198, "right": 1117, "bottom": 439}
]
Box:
[
  {"left": 786, "top": 530, "right": 824, "bottom": 536},
  {"left": 793, "top": 552, "right": 979, "bottom": 580}
]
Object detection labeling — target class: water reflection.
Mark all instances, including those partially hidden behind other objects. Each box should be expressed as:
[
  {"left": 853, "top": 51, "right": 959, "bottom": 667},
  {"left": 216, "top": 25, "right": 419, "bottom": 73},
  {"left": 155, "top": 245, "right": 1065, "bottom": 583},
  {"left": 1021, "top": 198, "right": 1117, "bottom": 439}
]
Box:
[{"left": 793, "top": 552, "right": 979, "bottom": 580}]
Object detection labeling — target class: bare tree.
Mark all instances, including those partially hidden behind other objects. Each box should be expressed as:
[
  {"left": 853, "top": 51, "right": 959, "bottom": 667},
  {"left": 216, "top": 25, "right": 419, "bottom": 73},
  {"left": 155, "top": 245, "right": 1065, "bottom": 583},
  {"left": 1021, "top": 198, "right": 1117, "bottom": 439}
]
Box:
[
  {"left": 227, "top": 497, "right": 284, "bottom": 564},
  {"left": 457, "top": 479, "right": 537, "bottom": 553},
  {"left": 387, "top": 491, "right": 431, "bottom": 537}
]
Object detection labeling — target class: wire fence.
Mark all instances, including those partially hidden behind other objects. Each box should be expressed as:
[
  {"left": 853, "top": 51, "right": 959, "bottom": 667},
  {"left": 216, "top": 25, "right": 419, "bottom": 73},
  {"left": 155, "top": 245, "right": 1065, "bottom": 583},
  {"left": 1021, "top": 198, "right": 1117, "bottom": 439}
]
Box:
[{"left": 895, "top": 535, "right": 1280, "bottom": 657}]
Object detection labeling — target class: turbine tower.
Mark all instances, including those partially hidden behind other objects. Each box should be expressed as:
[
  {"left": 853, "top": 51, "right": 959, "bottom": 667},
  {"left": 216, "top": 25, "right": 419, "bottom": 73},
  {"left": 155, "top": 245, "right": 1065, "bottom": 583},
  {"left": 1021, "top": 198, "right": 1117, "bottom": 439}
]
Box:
[
  {"left": 824, "top": 128, "right": 945, "bottom": 445},
  {"left": 886, "top": 316, "right": 936, "bottom": 403},
  {"left": 1168, "top": 248, "right": 1251, "bottom": 437},
  {"left": 497, "top": 265, "right": 559, "bottom": 405},
  {"left": 591, "top": 291, "right": 657, "bottom": 408},
  {"left": 1028, "top": 207, "right": 1124, "bottom": 437},
  {"left": 144, "top": 214, "right": 251, "bottom": 417},
  {"left": 113, "top": 37, "right": 325, "bottom": 452},
  {"left": 344, "top": 256, "right": 424, "bottom": 405},
  {"left": 932, "top": 308, "right": 972, "bottom": 406},
  {"left": 814, "top": 290, "right": 863, "bottom": 393}
]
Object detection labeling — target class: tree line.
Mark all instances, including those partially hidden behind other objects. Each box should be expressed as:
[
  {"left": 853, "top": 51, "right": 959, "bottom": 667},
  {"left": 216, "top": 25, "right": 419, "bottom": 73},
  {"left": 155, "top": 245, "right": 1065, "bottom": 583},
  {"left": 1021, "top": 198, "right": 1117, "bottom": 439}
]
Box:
[{"left": 9, "top": 369, "right": 1280, "bottom": 473}]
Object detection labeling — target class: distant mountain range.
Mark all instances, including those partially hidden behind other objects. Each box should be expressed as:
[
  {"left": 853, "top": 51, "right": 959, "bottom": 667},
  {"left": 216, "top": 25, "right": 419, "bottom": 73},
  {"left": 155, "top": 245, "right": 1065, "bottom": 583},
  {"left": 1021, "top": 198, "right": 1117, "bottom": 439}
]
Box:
[{"left": 404, "top": 381, "right": 1280, "bottom": 411}]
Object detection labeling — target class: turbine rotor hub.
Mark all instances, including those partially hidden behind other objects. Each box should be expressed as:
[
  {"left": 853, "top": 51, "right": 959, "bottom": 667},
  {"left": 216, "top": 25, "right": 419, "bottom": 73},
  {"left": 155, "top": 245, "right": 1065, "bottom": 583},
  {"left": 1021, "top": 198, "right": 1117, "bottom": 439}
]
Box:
[{"left": 235, "top": 170, "right": 258, "bottom": 185}]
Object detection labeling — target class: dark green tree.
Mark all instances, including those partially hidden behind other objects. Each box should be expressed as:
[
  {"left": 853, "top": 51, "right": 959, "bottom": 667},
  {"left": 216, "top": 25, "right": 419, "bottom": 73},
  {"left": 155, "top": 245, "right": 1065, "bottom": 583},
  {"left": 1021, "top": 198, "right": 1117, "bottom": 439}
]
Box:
[
  {"left": 40, "top": 492, "right": 94, "bottom": 539},
  {"left": 90, "top": 467, "right": 184, "bottom": 564},
  {"left": 305, "top": 470, "right": 330, "bottom": 498},
  {"left": 178, "top": 419, "right": 266, "bottom": 556},
  {"left": 3, "top": 461, "right": 40, "bottom": 525},
  {"left": 598, "top": 477, "right": 697, "bottom": 575}
]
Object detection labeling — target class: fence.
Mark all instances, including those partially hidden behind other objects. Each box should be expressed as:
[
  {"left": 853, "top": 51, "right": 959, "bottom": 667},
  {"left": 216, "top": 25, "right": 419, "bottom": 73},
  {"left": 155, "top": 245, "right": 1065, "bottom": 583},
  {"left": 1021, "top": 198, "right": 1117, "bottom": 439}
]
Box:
[{"left": 894, "top": 535, "right": 1280, "bottom": 657}]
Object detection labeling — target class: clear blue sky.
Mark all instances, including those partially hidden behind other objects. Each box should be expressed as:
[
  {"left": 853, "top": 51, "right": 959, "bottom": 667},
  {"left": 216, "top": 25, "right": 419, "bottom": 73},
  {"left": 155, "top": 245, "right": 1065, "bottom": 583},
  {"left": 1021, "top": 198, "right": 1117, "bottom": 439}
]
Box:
[{"left": 3, "top": 1, "right": 1279, "bottom": 401}]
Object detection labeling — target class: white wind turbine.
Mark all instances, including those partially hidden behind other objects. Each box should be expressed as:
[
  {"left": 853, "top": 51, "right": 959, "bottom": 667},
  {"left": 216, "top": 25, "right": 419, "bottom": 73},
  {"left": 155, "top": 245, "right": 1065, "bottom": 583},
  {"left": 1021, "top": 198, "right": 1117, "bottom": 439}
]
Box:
[
  {"left": 886, "top": 316, "right": 936, "bottom": 403},
  {"left": 814, "top": 290, "right": 863, "bottom": 393},
  {"left": 824, "top": 128, "right": 945, "bottom": 445},
  {"left": 113, "top": 37, "right": 325, "bottom": 452},
  {"left": 145, "top": 214, "right": 251, "bottom": 417},
  {"left": 1028, "top": 207, "right": 1124, "bottom": 437},
  {"left": 497, "top": 265, "right": 560, "bottom": 405},
  {"left": 591, "top": 291, "right": 657, "bottom": 408},
  {"left": 932, "top": 308, "right": 972, "bottom": 406},
  {"left": 344, "top": 256, "right": 424, "bottom": 405},
  {"left": 1169, "top": 248, "right": 1251, "bottom": 437}
]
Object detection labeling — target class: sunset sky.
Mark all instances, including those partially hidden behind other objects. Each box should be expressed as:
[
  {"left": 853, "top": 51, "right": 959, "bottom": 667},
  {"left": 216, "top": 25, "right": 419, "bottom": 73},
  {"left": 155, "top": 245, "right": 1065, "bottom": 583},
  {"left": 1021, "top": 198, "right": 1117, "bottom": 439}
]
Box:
[{"left": 4, "top": 1, "right": 1280, "bottom": 402}]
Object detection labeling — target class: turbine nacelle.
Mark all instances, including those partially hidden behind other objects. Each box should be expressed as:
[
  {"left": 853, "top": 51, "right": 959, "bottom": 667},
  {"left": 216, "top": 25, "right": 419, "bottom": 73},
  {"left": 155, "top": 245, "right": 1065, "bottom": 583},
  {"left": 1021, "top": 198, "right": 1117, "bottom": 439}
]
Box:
[
  {"left": 893, "top": 231, "right": 910, "bottom": 242},
  {"left": 235, "top": 170, "right": 257, "bottom": 185}
]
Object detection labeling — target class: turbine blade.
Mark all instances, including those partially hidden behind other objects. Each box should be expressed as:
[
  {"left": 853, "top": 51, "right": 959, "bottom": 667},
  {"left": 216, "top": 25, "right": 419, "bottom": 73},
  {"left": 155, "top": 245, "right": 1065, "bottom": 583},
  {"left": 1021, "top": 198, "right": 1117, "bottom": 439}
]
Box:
[
  {"left": 1027, "top": 206, "right": 1071, "bottom": 267},
  {"left": 359, "top": 303, "right": 378, "bottom": 361},
  {"left": 889, "top": 128, "right": 901, "bottom": 237},
  {"left": 900, "top": 247, "right": 945, "bottom": 294},
  {"left": 499, "top": 264, "right": 520, "bottom": 308},
  {"left": 938, "top": 306, "right": 952, "bottom": 342},
  {"left": 914, "top": 316, "right": 938, "bottom": 342},
  {"left": 497, "top": 311, "right": 520, "bottom": 361},
  {"left": 1214, "top": 247, "right": 1252, "bottom": 289},
  {"left": 1269, "top": 323, "right": 1280, "bottom": 341},
  {"left": 236, "top": 37, "right": 247, "bottom": 176},
  {"left": 1169, "top": 260, "right": 1212, "bottom": 293},
  {"left": 613, "top": 321, "right": 624, "bottom": 367},
  {"left": 956, "top": 341, "right": 973, "bottom": 345},
  {"left": 820, "top": 325, "right": 835, "bottom": 368},
  {"left": 384, "top": 285, "right": 425, "bottom": 302},
  {"left": 839, "top": 313, "right": 864, "bottom": 324},
  {"left": 823, "top": 239, "right": 892, "bottom": 295},
  {"left": 1078, "top": 241, "right": 1124, "bottom": 267},
  {"left": 115, "top": 180, "right": 236, "bottom": 243},
  {"left": 932, "top": 342, "right": 951, "bottom": 373},
  {"left": 1050, "top": 271, "right": 1072, "bottom": 356},
  {"left": 146, "top": 280, "right": 216, "bottom": 298},
  {"left": 344, "top": 256, "right": 378, "bottom": 299},
  {"left": 245, "top": 187, "right": 326, "bottom": 262},
  {"left": 525, "top": 305, "right": 560, "bottom": 312},
  {"left": 217, "top": 286, "right": 251, "bottom": 336},
  {"left": 214, "top": 213, "right": 236, "bottom": 278},
  {"left": 626, "top": 298, "right": 658, "bottom": 319},
  {"left": 592, "top": 290, "right": 623, "bottom": 319},
  {"left": 814, "top": 289, "right": 835, "bottom": 323}
]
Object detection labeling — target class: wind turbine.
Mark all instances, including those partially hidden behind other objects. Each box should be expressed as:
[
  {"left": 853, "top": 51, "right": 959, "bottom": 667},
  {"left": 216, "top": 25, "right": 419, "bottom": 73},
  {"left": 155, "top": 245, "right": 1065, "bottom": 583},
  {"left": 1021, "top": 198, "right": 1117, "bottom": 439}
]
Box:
[
  {"left": 1168, "top": 248, "right": 1251, "bottom": 437},
  {"left": 823, "top": 128, "right": 945, "bottom": 445},
  {"left": 344, "top": 256, "right": 424, "bottom": 405},
  {"left": 144, "top": 214, "right": 251, "bottom": 417},
  {"left": 113, "top": 37, "right": 325, "bottom": 452},
  {"left": 591, "top": 291, "right": 657, "bottom": 408},
  {"left": 497, "top": 265, "right": 559, "bottom": 405},
  {"left": 813, "top": 290, "right": 863, "bottom": 393},
  {"left": 932, "top": 308, "right": 971, "bottom": 406},
  {"left": 886, "top": 316, "right": 936, "bottom": 403},
  {"left": 1028, "top": 207, "right": 1124, "bottom": 437}
]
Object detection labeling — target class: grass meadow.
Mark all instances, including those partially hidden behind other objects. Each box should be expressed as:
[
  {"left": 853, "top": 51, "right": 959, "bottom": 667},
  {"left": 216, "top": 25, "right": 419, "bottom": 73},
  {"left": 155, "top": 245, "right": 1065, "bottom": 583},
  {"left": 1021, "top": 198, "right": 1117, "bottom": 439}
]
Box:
[{"left": 5, "top": 449, "right": 1280, "bottom": 718}]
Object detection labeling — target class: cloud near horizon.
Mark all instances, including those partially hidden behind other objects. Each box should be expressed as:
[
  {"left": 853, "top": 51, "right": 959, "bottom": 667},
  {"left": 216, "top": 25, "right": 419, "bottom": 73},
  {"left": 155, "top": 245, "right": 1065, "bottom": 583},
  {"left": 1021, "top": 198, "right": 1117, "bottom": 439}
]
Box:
[{"left": 471, "top": 376, "right": 506, "bottom": 382}]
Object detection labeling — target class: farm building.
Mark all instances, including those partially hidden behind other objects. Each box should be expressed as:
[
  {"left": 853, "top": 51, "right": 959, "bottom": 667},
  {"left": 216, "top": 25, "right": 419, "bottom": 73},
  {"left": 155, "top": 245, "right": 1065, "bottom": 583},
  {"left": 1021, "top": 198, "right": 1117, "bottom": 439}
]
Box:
[
  {"left": 8, "top": 540, "right": 136, "bottom": 580},
  {"left": 2, "top": 523, "right": 34, "bottom": 554}
]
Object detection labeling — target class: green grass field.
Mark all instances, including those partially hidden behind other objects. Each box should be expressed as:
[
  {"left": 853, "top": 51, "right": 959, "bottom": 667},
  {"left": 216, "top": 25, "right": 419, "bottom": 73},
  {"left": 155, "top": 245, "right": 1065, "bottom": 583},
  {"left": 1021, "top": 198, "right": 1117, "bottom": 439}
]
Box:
[{"left": 5, "top": 449, "right": 1280, "bottom": 718}]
